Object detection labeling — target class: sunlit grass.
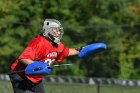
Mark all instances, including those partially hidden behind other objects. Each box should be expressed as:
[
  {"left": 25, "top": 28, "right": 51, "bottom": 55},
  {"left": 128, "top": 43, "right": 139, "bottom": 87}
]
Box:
[{"left": 0, "top": 80, "right": 140, "bottom": 93}]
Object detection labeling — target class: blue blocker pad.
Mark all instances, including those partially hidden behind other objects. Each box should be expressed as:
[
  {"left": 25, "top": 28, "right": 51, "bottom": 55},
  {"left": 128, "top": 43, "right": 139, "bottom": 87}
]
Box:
[
  {"left": 78, "top": 43, "right": 107, "bottom": 59},
  {"left": 25, "top": 61, "right": 52, "bottom": 76}
]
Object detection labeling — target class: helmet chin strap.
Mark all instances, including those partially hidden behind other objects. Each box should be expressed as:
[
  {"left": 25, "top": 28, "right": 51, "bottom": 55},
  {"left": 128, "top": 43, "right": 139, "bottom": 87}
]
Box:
[
  {"left": 48, "top": 33, "right": 55, "bottom": 41},
  {"left": 47, "top": 33, "right": 59, "bottom": 46}
]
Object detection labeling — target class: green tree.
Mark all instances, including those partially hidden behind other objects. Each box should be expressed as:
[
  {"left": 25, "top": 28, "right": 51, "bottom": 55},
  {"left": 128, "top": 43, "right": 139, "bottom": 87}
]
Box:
[{"left": 1, "top": 0, "right": 140, "bottom": 80}]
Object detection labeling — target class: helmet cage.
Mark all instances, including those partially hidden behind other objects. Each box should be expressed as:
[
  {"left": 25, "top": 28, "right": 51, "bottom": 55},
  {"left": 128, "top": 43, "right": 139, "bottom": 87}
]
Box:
[{"left": 42, "top": 19, "right": 63, "bottom": 44}]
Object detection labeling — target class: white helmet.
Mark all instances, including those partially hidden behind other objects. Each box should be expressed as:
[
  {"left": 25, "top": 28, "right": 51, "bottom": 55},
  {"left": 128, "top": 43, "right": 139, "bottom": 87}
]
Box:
[{"left": 42, "top": 19, "right": 63, "bottom": 44}]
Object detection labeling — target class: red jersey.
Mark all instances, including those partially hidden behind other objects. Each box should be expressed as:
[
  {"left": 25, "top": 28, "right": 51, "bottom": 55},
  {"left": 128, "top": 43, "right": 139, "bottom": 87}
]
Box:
[{"left": 11, "top": 35, "right": 69, "bottom": 83}]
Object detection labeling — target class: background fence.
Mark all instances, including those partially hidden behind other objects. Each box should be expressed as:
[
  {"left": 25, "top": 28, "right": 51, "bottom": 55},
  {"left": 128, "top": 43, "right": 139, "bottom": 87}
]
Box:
[{"left": 0, "top": 74, "right": 140, "bottom": 93}]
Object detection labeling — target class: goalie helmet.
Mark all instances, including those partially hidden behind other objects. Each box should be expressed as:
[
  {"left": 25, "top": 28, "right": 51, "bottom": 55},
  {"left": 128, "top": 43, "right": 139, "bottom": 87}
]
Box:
[{"left": 42, "top": 19, "right": 63, "bottom": 44}]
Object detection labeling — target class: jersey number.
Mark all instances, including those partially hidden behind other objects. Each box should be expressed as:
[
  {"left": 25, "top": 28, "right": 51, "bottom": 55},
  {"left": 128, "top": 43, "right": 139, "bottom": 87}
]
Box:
[{"left": 44, "top": 59, "right": 55, "bottom": 65}]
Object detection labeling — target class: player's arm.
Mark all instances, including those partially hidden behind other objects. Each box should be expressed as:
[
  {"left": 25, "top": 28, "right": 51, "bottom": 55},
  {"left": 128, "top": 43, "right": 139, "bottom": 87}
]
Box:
[
  {"left": 68, "top": 43, "right": 107, "bottom": 58},
  {"left": 19, "top": 59, "right": 34, "bottom": 65},
  {"left": 18, "top": 37, "right": 42, "bottom": 65},
  {"left": 68, "top": 48, "right": 82, "bottom": 56}
]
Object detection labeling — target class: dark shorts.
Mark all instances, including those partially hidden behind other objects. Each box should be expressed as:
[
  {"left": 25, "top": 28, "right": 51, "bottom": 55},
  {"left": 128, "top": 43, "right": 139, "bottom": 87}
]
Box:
[{"left": 9, "top": 73, "right": 45, "bottom": 93}]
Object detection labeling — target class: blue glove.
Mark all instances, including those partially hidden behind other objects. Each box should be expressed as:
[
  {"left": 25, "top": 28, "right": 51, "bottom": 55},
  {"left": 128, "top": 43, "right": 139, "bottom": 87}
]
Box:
[
  {"left": 78, "top": 43, "right": 107, "bottom": 59},
  {"left": 25, "top": 61, "right": 52, "bottom": 76}
]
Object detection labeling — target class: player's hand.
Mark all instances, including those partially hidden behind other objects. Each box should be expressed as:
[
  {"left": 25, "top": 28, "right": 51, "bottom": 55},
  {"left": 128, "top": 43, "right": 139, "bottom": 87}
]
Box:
[
  {"left": 78, "top": 43, "right": 107, "bottom": 59},
  {"left": 25, "top": 61, "right": 53, "bottom": 76},
  {"left": 75, "top": 46, "right": 84, "bottom": 51}
]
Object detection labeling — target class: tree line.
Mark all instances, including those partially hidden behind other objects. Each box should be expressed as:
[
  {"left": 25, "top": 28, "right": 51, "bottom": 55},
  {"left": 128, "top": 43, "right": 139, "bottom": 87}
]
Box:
[{"left": 0, "top": 0, "right": 140, "bottom": 80}]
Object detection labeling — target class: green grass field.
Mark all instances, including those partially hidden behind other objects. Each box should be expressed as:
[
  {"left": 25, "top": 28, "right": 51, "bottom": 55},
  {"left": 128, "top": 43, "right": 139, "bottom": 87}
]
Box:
[{"left": 0, "top": 80, "right": 140, "bottom": 93}]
